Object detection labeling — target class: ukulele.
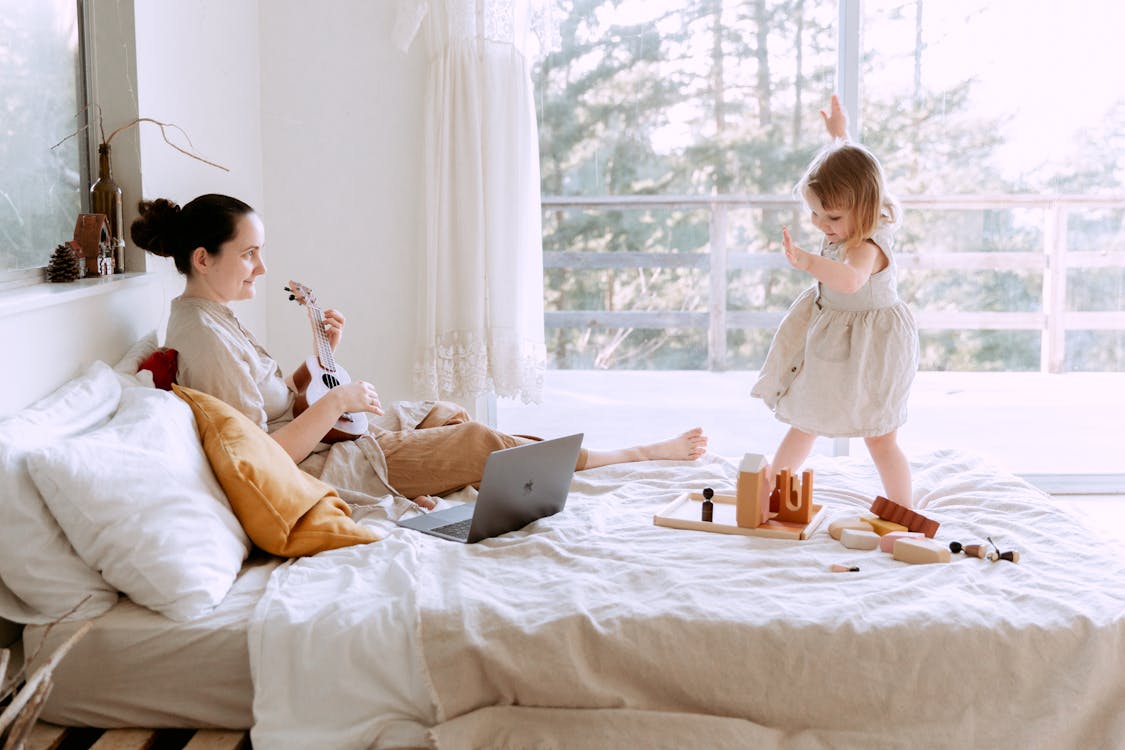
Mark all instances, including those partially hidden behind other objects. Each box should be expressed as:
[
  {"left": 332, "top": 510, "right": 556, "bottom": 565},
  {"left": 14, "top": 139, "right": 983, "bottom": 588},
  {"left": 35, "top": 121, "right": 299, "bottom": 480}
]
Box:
[{"left": 285, "top": 280, "right": 369, "bottom": 442}]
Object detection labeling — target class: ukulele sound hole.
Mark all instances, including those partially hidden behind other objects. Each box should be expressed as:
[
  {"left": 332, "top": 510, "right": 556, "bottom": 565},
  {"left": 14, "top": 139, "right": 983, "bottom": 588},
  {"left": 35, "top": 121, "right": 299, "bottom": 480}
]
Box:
[{"left": 320, "top": 373, "right": 340, "bottom": 389}]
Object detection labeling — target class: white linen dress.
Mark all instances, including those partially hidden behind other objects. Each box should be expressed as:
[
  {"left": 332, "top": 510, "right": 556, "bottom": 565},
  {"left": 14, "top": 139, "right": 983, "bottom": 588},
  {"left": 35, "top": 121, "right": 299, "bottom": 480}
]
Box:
[{"left": 751, "top": 224, "right": 919, "bottom": 438}]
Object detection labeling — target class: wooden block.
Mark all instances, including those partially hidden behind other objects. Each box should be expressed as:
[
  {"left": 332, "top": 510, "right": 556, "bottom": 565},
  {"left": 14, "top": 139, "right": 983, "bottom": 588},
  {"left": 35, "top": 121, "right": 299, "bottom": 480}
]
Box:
[
  {"left": 828, "top": 517, "right": 871, "bottom": 540},
  {"left": 869, "top": 496, "right": 940, "bottom": 538},
  {"left": 735, "top": 453, "right": 771, "bottom": 529},
  {"left": 861, "top": 516, "right": 910, "bottom": 536},
  {"left": 182, "top": 730, "right": 250, "bottom": 750},
  {"left": 893, "top": 537, "right": 952, "bottom": 564},
  {"left": 654, "top": 492, "right": 827, "bottom": 540},
  {"left": 776, "top": 469, "right": 814, "bottom": 524},
  {"left": 840, "top": 528, "right": 880, "bottom": 550},
  {"left": 879, "top": 530, "right": 923, "bottom": 553}
]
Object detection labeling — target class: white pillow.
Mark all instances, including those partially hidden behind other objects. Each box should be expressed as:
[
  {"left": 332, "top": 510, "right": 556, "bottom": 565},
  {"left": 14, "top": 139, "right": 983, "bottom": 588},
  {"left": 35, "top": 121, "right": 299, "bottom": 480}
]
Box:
[
  {"left": 0, "top": 361, "right": 122, "bottom": 623},
  {"left": 113, "top": 329, "right": 161, "bottom": 389},
  {"left": 27, "top": 386, "right": 252, "bottom": 622},
  {"left": 113, "top": 329, "right": 160, "bottom": 375}
]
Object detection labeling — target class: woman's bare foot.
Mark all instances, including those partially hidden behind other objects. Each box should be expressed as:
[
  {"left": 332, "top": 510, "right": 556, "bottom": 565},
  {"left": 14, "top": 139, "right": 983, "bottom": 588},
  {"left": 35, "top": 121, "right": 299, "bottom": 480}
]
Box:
[
  {"left": 638, "top": 427, "right": 708, "bottom": 461},
  {"left": 413, "top": 495, "right": 437, "bottom": 510},
  {"left": 581, "top": 428, "right": 709, "bottom": 469}
]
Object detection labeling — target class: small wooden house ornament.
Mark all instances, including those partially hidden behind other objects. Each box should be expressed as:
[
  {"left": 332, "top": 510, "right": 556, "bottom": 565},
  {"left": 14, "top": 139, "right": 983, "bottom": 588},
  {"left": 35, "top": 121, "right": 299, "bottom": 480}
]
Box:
[
  {"left": 73, "top": 213, "right": 111, "bottom": 275},
  {"left": 64, "top": 240, "right": 86, "bottom": 279}
]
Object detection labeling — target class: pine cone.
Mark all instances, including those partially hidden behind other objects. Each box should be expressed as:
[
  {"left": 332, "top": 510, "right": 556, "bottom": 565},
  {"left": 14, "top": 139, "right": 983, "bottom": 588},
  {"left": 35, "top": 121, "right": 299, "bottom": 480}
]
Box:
[{"left": 47, "top": 243, "right": 81, "bottom": 282}]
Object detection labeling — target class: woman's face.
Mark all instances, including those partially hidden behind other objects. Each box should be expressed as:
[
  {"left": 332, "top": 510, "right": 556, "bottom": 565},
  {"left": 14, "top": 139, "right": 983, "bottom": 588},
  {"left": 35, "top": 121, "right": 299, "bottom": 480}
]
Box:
[{"left": 188, "top": 213, "right": 267, "bottom": 304}]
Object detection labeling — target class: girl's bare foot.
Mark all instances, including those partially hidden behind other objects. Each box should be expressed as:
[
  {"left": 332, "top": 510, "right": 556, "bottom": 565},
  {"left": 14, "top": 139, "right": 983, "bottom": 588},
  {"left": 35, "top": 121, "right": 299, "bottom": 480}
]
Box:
[{"left": 413, "top": 495, "right": 437, "bottom": 510}]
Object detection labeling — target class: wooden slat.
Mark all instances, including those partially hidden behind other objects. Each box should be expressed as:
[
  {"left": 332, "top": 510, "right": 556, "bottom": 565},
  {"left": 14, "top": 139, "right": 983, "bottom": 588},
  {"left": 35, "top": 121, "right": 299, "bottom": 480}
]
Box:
[
  {"left": 24, "top": 722, "right": 67, "bottom": 750},
  {"left": 181, "top": 729, "right": 248, "bottom": 750},
  {"left": 88, "top": 728, "right": 157, "bottom": 750},
  {"left": 24, "top": 723, "right": 67, "bottom": 750}
]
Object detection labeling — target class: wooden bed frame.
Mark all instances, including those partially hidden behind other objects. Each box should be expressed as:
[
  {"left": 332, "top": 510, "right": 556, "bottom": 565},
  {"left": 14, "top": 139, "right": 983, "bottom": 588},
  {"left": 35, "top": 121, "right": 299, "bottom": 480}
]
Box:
[{"left": 28, "top": 724, "right": 247, "bottom": 750}]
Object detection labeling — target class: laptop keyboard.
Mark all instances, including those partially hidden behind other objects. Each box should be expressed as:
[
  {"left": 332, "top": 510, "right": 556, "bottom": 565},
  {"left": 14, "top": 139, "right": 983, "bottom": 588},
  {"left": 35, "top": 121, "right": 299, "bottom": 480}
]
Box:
[{"left": 432, "top": 518, "right": 472, "bottom": 540}]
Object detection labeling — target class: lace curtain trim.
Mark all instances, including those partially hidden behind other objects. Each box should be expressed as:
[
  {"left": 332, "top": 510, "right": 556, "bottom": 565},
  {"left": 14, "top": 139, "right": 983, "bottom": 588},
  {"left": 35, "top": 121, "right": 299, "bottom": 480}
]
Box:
[{"left": 415, "top": 331, "right": 545, "bottom": 404}]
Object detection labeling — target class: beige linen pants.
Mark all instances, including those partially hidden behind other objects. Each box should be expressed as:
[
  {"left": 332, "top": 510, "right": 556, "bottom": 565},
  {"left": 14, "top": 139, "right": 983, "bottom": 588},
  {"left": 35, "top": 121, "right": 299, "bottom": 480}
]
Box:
[{"left": 376, "top": 402, "right": 588, "bottom": 498}]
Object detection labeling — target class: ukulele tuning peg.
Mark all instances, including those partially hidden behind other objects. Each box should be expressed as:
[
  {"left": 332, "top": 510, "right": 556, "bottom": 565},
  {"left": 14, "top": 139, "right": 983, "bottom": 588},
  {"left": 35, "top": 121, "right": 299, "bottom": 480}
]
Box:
[{"left": 288, "top": 295, "right": 295, "bottom": 301}]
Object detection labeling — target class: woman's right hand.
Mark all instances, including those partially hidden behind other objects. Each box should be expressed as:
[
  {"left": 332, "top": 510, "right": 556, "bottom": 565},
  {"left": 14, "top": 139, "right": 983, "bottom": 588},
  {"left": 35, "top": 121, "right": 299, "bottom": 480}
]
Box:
[{"left": 334, "top": 380, "right": 384, "bottom": 416}]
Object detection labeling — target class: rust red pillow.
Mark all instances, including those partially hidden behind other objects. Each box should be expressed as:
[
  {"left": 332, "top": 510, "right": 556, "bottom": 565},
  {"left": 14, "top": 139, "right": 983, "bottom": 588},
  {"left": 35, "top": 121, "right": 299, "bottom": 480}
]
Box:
[{"left": 138, "top": 348, "right": 178, "bottom": 391}]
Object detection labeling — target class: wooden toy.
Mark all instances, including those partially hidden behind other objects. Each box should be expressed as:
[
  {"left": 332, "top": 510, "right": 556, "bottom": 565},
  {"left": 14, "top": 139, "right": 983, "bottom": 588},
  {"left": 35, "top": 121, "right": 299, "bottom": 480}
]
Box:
[
  {"left": 654, "top": 489, "right": 826, "bottom": 541},
  {"left": 701, "top": 487, "right": 714, "bottom": 522},
  {"left": 861, "top": 516, "right": 909, "bottom": 536},
  {"left": 949, "top": 541, "right": 988, "bottom": 559},
  {"left": 735, "top": 453, "right": 772, "bottom": 528},
  {"left": 840, "top": 528, "right": 880, "bottom": 550},
  {"left": 73, "top": 213, "right": 112, "bottom": 275},
  {"left": 950, "top": 539, "right": 1021, "bottom": 564},
  {"left": 774, "top": 469, "right": 814, "bottom": 525},
  {"left": 879, "top": 531, "right": 923, "bottom": 553},
  {"left": 828, "top": 518, "right": 871, "bottom": 541},
  {"left": 869, "top": 496, "right": 940, "bottom": 538},
  {"left": 892, "top": 537, "right": 951, "bottom": 564}
]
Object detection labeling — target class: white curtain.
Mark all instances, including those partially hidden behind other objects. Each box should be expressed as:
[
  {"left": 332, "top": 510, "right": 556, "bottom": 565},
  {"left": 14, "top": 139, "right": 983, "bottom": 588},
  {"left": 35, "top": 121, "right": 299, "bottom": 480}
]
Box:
[{"left": 394, "top": 0, "right": 554, "bottom": 404}]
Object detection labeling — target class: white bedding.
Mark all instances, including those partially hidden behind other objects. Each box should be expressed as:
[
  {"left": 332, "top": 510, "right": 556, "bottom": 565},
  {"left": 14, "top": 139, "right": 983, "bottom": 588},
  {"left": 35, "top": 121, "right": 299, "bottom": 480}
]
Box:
[
  {"left": 248, "top": 450, "right": 1125, "bottom": 749},
  {"left": 27, "top": 555, "right": 280, "bottom": 729}
]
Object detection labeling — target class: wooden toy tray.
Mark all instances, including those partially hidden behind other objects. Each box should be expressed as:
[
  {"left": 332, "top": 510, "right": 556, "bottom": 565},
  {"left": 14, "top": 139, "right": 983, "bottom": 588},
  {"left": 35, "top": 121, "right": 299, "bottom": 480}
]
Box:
[{"left": 653, "top": 491, "right": 826, "bottom": 540}]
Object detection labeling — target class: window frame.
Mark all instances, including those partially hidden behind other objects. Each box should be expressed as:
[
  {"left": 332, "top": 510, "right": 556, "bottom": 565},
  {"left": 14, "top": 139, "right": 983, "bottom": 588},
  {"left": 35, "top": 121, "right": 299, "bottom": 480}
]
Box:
[{"left": 0, "top": 0, "right": 93, "bottom": 287}]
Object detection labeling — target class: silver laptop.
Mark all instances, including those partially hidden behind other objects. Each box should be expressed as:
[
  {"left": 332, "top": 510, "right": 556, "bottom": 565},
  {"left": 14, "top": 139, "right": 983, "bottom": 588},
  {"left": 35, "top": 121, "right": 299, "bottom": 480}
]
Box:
[{"left": 397, "top": 433, "right": 583, "bottom": 543}]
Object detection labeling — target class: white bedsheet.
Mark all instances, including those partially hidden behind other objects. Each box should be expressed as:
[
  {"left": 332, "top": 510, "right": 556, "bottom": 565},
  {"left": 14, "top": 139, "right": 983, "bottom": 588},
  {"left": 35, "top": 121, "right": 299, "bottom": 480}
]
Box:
[{"left": 248, "top": 451, "right": 1125, "bottom": 749}]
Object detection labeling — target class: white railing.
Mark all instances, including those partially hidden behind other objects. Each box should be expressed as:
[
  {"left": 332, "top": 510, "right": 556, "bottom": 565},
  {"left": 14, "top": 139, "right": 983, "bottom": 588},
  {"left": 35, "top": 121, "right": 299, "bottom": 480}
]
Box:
[{"left": 542, "top": 194, "right": 1125, "bottom": 373}]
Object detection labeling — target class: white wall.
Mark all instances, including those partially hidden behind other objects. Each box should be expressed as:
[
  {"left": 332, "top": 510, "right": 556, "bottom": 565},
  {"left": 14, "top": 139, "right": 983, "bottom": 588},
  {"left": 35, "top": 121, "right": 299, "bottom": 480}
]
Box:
[
  {"left": 133, "top": 0, "right": 269, "bottom": 340},
  {"left": 258, "top": 1, "right": 427, "bottom": 402},
  {"left": 1, "top": 1, "right": 429, "bottom": 417}
]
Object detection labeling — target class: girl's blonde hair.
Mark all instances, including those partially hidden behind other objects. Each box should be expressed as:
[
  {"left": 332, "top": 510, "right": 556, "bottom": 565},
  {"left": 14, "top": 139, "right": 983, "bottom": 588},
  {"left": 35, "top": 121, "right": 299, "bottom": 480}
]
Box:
[{"left": 796, "top": 141, "right": 900, "bottom": 245}]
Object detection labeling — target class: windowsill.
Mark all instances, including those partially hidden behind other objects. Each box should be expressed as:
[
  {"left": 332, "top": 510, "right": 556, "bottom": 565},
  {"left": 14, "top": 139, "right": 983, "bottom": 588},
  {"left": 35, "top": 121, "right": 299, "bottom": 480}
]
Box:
[{"left": 0, "top": 272, "right": 155, "bottom": 318}]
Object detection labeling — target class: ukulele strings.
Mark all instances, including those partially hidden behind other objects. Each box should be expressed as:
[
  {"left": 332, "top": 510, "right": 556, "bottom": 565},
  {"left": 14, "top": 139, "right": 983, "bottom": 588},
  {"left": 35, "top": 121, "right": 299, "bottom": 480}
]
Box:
[{"left": 308, "top": 303, "right": 338, "bottom": 374}]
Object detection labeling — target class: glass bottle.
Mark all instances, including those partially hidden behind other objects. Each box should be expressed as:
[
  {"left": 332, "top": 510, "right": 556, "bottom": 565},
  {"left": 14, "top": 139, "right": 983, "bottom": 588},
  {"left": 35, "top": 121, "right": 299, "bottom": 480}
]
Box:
[{"left": 89, "top": 143, "right": 125, "bottom": 274}]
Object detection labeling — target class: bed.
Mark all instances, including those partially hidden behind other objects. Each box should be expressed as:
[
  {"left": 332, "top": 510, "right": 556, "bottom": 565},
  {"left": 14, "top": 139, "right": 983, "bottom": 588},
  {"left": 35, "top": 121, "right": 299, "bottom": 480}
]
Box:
[{"left": 3, "top": 334, "right": 1124, "bottom": 750}]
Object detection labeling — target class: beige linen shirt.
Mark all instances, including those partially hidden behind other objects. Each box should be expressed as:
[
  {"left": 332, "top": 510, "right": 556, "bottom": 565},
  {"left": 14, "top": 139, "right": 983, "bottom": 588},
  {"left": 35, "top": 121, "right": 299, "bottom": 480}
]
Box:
[{"left": 165, "top": 296, "right": 402, "bottom": 507}]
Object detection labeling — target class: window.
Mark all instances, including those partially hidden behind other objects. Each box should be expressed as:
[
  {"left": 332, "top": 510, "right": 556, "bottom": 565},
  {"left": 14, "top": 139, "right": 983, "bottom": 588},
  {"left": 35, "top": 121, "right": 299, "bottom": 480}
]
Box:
[
  {"left": 0, "top": 0, "right": 89, "bottom": 281},
  {"left": 499, "top": 0, "right": 1125, "bottom": 487}
]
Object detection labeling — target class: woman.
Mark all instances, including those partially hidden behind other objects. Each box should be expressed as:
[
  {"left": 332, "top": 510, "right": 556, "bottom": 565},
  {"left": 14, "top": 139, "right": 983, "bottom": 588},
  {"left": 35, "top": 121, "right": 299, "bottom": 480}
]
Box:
[{"left": 130, "top": 193, "right": 708, "bottom": 509}]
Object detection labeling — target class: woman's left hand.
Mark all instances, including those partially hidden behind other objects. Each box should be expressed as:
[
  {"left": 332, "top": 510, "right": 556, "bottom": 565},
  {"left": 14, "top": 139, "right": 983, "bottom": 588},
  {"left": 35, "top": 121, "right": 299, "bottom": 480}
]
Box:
[{"left": 322, "top": 308, "right": 346, "bottom": 350}]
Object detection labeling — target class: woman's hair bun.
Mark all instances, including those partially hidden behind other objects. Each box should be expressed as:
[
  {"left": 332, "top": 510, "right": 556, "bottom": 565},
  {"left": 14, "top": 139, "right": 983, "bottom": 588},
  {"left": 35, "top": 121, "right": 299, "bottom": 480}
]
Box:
[{"left": 130, "top": 198, "right": 182, "bottom": 257}]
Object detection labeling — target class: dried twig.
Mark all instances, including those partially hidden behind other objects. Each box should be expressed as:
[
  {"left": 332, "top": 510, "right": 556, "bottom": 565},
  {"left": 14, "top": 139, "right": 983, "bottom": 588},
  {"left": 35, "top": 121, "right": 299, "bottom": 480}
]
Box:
[
  {"left": 0, "top": 678, "right": 51, "bottom": 750},
  {"left": 0, "top": 621, "right": 92, "bottom": 739},
  {"left": 49, "top": 104, "right": 105, "bottom": 150},
  {"left": 0, "top": 595, "right": 90, "bottom": 703},
  {"left": 105, "top": 117, "right": 229, "bottom": 172},
  {"left": 52, "top": 114, "right": 229, "bottom": 173}
]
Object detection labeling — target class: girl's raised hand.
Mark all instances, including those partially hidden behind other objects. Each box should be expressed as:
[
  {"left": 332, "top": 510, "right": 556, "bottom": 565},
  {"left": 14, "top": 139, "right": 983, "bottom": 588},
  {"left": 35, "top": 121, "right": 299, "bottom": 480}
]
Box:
[
  {"left": 322, "top": 308, "right": 346, "bottom": 350},
  {"left": 782, "top": 226, "right": 813, "bottom": 272},
  {"left": 819, "top": 94, "right": 848, "bottom": 140}
]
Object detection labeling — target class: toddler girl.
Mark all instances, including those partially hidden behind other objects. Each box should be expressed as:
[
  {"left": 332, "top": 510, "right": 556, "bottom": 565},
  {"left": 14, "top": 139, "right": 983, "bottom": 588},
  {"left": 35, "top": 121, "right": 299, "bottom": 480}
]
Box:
[{"left": 751, "top": 95, "right": 919, "bottom": 506}]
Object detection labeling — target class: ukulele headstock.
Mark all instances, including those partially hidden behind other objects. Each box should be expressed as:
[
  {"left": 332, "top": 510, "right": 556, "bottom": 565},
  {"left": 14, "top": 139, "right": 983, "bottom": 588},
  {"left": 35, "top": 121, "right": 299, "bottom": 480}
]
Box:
[{"left": 285, "top": 280, "right": 318, "bottom": 308}]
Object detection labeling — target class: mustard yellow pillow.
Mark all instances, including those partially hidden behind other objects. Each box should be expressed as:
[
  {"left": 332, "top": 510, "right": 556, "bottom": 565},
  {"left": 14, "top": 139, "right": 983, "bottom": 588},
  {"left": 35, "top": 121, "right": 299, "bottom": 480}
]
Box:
[{"left": 173, "top": 384, "right": 379, "bottom": 557}]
